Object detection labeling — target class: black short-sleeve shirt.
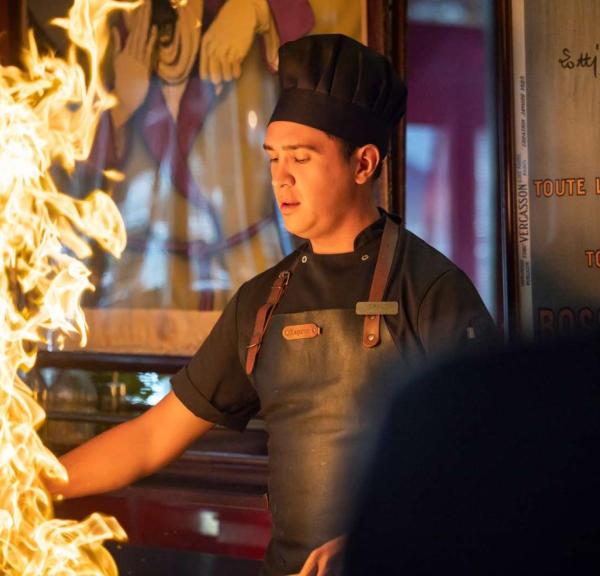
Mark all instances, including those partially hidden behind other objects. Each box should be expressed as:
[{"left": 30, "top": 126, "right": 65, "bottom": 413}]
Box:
[{"left": 171, "top": 213, "right": 497, "bottom": 430}]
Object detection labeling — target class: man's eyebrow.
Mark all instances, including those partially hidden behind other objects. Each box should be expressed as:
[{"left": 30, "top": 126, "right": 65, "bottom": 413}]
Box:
[{"left": 262, "top": 143, "right": 321, "bottom": 152}]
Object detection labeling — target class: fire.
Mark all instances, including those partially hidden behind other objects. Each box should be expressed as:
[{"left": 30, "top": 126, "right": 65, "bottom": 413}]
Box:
[{"left": 0, "top": 0, "right": 138, "bottom": 573}]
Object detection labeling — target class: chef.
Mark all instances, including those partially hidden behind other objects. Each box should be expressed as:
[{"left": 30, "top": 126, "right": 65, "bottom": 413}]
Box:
[{"left": 51, "top": 34, "right": 497, "bottom": 576}]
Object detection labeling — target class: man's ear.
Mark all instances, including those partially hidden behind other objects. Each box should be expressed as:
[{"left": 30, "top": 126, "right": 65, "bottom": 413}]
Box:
[{"left": 354, "top": 144, "right": 380, "bottom": 184}]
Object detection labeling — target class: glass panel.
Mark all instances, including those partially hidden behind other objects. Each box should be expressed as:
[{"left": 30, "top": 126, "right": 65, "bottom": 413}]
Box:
[
  {"left": 405, "top": 125, "right": 452, "bottom": 256},
  {"left": 27, "top": 368, "right": 169, "bottom": 448},
  {"left": 28, "top": 0, "right": 365, "bottom": 313},
  {"left": 26, "top": 0, "right": 368, "bottom": 356},
  {"left": 405, "top": 5, "right": 497, "bottom": 316},
  {"left": 408, "top": 0, "right": 487, "bottom": 26}
]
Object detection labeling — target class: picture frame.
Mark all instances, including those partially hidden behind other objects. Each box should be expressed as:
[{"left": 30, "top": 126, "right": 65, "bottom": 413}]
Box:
[
  {"left": 4, "top": 0, "right": 406, "bottom": 370},
  {"left": 497, "top": 0, "right": 600, "bottom": 339}
]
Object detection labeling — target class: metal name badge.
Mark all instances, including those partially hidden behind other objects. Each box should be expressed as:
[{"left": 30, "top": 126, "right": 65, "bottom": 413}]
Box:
[
  {"left": 282, "top": 323, "right": 321, "bottom": 341},
  {"left": 355, "top": 301, "right": 399, "bottom": 316}
]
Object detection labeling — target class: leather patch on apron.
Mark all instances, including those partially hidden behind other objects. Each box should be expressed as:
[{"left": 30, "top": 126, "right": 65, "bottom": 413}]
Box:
[{"left": 282, "top": 323, "right": 321, "bottom": 340}]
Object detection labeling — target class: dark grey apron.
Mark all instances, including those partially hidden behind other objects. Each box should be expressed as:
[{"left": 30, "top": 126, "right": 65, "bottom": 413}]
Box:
[{"left": 245, "top": 219, "right": 406, "bottom": 575}]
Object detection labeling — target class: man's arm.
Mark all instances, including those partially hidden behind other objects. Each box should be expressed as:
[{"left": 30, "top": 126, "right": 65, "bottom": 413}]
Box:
[
  {"left": 417, "top": 268, "right": 499, "bottom": 357},
  {"left": 47, "top": 391, "right": 214, "bottom": 499}
]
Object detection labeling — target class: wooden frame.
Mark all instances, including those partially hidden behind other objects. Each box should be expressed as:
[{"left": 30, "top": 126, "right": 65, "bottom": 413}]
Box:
[
  {"left": 0, "top": 1, "right": 24, "bottom": 65},
  {"left": 3, "top": 0, "right": 407, "bottom": 370},
  {"left": 495, "top": 0, "right": 518, "bottom": 339}
]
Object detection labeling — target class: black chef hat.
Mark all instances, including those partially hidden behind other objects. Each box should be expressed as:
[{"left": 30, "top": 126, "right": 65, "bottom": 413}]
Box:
[{"left": 268, "top": 34, "right": 407, "bottom": 158}]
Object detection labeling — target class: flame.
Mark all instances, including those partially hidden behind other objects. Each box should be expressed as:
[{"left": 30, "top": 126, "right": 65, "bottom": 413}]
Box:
[{"left": 0, "top": 0, "right": 138, "bottom": 573}]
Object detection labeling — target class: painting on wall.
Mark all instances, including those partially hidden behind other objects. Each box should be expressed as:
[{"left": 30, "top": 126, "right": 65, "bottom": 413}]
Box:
[{"left": 12, "top": 0, "right": 392, "bottom": 360}]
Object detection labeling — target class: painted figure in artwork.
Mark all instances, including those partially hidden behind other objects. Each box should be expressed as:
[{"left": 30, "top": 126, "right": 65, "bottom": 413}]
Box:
[
  {"left": 95, "top": 0, "right": 314, "bottom": 310},
  {"left": 28, "top": 0, "right": 362, "bottom": 311}
]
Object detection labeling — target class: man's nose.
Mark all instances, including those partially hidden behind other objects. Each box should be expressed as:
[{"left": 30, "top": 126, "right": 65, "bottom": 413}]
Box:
[{"left": 271, "top": 159, "right": 294, "bottom": 189}]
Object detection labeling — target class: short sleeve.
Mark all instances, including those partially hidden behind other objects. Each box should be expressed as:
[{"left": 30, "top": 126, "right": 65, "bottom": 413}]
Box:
[
  {"left": 171, "top": 291, "right": 260, "bottom": 431},
  {"left": 417, "top": 269, "right": 499, "bottom": 358}
]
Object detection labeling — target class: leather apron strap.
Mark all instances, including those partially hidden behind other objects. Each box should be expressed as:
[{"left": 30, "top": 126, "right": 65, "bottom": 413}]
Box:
[
  {"left": 246, "top": 256, "right": 302, "bottom": 375},
  {"left": 362, "top": 217, "right": 398, "bottom": 348},
  {"left": 245, "top": 216, "right": 398, "bottom": 373}
]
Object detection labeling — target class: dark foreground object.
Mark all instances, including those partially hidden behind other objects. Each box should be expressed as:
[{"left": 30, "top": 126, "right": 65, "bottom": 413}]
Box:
[
  {"left": 345, "top": 334, "right": 600, "bottom": 575},
  {"left": 106, "top": 542, "right": 262, "bottom": 576}
]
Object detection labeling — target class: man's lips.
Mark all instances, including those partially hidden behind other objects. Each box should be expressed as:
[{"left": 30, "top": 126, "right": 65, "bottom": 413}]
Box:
[{"left": 279, "top": 201, "right": 300, "bottom": 214}]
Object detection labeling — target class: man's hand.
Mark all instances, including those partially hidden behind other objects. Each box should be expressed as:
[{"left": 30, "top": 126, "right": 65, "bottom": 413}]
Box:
[
  {"left": 200, "top": 0, "right": 272, "bottom": 87},
  {"left": 111, "top": 0, "right": 157, "bottom": 129},
  {"left": 298, "top": 535, "right": 346, "bottom": 576}
]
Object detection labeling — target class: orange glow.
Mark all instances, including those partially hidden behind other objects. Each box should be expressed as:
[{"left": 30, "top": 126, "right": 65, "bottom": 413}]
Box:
[{"left": 0, "top": 0, "right": 137, "bottom": 573}]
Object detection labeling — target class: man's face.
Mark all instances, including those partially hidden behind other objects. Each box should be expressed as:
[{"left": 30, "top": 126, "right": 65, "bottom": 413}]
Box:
[{"left": 264, "top": 121, "right": 359, "bottom": 245}]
